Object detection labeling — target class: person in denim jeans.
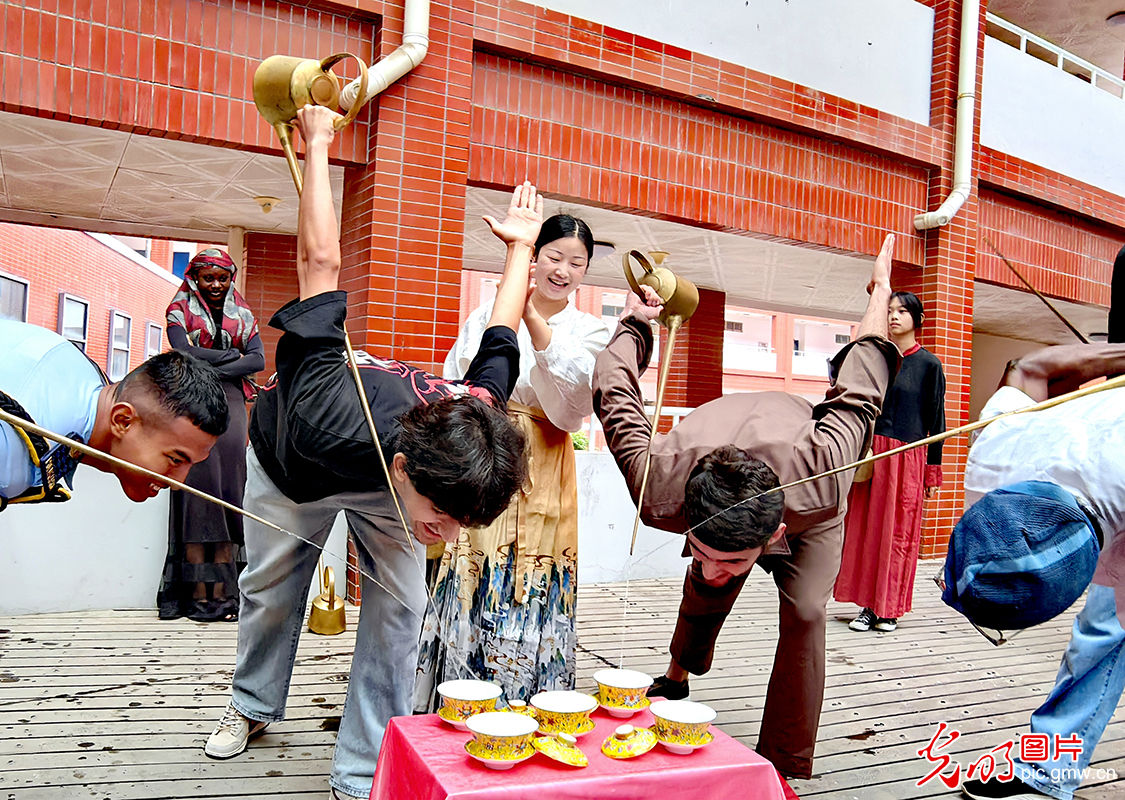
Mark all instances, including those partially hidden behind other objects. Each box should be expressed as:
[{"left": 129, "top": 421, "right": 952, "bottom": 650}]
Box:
[
  {"left": 204, "top": 105, "right": 537, "bottom": 800},
  {"left": 958, "top": 334, "right": 1125, "bottom": 800}
]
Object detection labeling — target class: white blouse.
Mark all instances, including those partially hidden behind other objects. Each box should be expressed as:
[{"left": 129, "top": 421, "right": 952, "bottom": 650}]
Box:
[{"left": 443, "top": 299, "right": 611, "bottom": 433}]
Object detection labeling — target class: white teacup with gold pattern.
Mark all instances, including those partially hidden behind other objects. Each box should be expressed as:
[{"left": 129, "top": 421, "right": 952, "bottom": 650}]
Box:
[
  {"left": 529, "top": 690, "right": 598, "bottom": 736},
  {"left": 650, "top": 700, "right": 717, "bottom": 754},
  {"left": 465, "top": 711, "right": 539, "bottom": 768},
  {"left": 437, "top": 679, "right": 502, "bottom": 722}
]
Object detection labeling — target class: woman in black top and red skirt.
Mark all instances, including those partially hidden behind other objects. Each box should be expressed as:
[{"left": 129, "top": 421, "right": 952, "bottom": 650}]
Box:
[{"left": 833, "top": 291, "right": 946, "bottom": 633}]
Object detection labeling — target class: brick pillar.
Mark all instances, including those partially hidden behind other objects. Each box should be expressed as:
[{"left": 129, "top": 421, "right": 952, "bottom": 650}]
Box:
[
  {"left": 903, "top": 0, "right": 988, "bottom": 558},
  {"left": 658, "top": 287, "right": 725, "bottom": 430},
  {"left": 241, "top": 231, "right": 298, "bottom": 380},
  {"left": 338, "top": 1, "right": 474, "bottom": 602}
]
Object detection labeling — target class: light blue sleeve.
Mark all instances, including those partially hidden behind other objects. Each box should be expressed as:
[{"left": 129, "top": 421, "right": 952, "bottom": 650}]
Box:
[{"left": 0, "top": 421, "right": 34, "bottom": 499}]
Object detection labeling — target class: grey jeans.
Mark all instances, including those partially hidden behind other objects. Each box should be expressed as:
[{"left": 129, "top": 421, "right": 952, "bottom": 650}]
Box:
[{"left": 231, "top": 446, "right": 427, "bottom": 797}]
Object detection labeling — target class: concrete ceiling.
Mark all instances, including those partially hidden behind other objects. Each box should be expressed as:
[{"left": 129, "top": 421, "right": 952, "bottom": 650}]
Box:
[
  {"left": 990, "top": 0, "right": 1125, "bottom": 73},
  {"left": 0, "top": 110, "right": 343, "bottom": 242}
]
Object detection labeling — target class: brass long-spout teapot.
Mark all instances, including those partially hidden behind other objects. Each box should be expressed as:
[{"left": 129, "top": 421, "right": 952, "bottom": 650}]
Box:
[
  {"left": 252, "top": 53, "right": 370, "bottom": 195},
  {"left": 622, "top": 249, "right": 699, "bottom": 330}
]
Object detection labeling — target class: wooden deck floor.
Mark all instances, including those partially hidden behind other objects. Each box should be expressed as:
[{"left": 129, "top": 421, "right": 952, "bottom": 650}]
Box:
[{"left": 1, "top": 559, "right": 1122, "bottom": 799}]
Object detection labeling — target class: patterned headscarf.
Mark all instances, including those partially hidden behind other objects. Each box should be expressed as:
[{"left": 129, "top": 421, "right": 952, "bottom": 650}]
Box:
[{"left": 166, "top": 248, "right": 260, "bottom": 398}]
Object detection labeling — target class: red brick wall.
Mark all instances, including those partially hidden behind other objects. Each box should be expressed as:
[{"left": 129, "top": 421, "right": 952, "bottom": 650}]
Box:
[
  {"left": 661, "top": 287, "right": 725, "bottom": 413},
  {"left": 0, "top": 0, "right": 377, "bottom": 163},
  {"left": 0, "top": 221, "right": 181, "bottom": 372},
  {"left": 242, "top": 231, "right": 299, "bottom": 379}
]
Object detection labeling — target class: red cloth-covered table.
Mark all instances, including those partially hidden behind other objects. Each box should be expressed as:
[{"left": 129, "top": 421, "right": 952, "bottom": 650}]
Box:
[{"left": 371, "top": 709, "right": 790, "bottom": 800}]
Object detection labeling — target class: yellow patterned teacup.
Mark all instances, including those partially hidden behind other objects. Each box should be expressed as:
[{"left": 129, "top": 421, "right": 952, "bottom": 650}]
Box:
[
  {"left": 650, "top": 700, "right": 717, "bottom": 745},
  {"left": 465, "top": 711, "right": 539, "bottom": 759},
  {"left": 529, "top": 690, "right": 598, "bottom": 736},
  {"left": 593, "top": 668, "right": 653, "bottom": 709},
  {"left": 437, "top": 679, "right": 502, "bottom": 721}
]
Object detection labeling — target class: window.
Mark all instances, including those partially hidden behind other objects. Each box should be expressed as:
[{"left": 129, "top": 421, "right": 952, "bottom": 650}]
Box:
[
  {"left": 172, "top": 251, "right": 190, "bottom": 279},
  {"left": 108, "top": 311, "right": 132, "bottom": 381},
  {"left": 835, "top": 333, "right": 851, "bottom": 345},
  {"left": 145, "top": 322, "right": 164, "bottom": 359},
  {"left": 0, "top": 273, "right": 29, "bottom": 322},
  {"left": 602, "top": 303, "right": 625, "bottom": 318},
  {"left": 724, "top": 320, "right": 743, "bottom": 333},
  {"left": 58, "top": 294, "right": 89, "bottom": 351}
]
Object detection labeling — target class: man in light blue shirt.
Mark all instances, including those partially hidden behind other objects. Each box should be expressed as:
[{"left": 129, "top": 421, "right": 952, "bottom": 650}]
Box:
[{"left": 0, "top": 319, "right": 230, "bottom": 507}]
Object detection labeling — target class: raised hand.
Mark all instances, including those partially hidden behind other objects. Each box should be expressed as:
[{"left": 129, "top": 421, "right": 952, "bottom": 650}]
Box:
[
  {"left": 296, "top": 104, "right": 341, "bottom": 149},
  {"left": 483, "top": 181, "right": 544, "bottom": 248},
  {"left": 624, "top": 285, "right": 664, "bottom": 322},
  {"left": 867, "top": 233, "right": 894, "bottom": 295}
]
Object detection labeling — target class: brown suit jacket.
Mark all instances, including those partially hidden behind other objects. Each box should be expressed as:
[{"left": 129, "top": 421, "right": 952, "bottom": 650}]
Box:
[{"left": 592, "top": 314, "right": 900, "bottom": 543}]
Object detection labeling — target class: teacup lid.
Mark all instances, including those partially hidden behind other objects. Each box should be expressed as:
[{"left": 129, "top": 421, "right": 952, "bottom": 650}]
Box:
[
  {"left": 438, "top": 679, "right": 502, "bottom": 702},
  {"left": 601, "top": 724, "right": 657, "bottom": 759},
  {"left": 532, "top": 733, "right": 588, "bottom": 767},
  {"left": 466, "top": 711, "right": 539, "bottom": 737}
]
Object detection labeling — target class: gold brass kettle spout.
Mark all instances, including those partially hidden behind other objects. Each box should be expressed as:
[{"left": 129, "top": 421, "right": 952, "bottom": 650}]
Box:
[{"left": 252, "top": 52, "right": 370, "bottom": 195}]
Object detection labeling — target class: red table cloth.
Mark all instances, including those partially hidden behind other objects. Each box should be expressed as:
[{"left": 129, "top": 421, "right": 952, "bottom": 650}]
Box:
[{"left": 371, "top": 709, "right": 789, "bottom": 800}]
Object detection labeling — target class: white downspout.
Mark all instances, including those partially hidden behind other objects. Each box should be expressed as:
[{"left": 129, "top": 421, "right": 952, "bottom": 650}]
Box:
[
  {"left": 339, "top": 0, "right": 430, "bottom": 111},
  {"left": 914, "top": 0, "right": 980, "bottom": 230}
]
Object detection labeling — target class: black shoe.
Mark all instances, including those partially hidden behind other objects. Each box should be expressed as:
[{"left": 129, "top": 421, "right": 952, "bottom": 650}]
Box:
[
  {"left": 961, "top": 777, "right": 1048, "bottom": 799},
  {"left": 648, "top": 675, "right": 689, "bottom": 700}
]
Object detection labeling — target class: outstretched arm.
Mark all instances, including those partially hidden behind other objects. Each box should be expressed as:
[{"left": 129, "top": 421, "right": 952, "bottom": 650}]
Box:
[
  {"left": 856, "top": 233, "right": 894, "bottom": 340},
  {"left": 294, "top": 105, "right": 342, "bottom": 301},
  {"left": 1001, "top": 343, "right": 1125, "bottom": 402},
  {"left": 484, "top": 181, "right": 543, "bottom": 332}
]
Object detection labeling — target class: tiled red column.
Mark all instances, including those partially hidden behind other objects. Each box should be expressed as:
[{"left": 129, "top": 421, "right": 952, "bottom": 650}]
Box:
[
  {"left": 658, "top": 287, "right": 726, "bottom": 426},
  {"left": 338, "top": 1, "right": 474, "bottom": 602},
  {"left": 242, "top": 232, "right": 298, "bottom": 379},
  {"left": 904, "top": 0, "right": 989, "bottom": 557}
]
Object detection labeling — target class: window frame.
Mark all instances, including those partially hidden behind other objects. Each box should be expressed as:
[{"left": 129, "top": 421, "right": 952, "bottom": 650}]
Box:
[
  {"left": 145, "top": 322, "right": 164, "bottom": 359},
  {"left": 57, "top": 293, "right": 90, "bottom": 351},
  {"left": 108, "top": 310, "right": 133, "bottom": 381},
  {"left": 0, "top": 271, "right": 30, "bottom": 323}
]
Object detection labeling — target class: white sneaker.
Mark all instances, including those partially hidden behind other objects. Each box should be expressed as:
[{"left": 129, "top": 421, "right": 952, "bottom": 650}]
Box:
[{"left": 204, "top": 701, "right": 269, "bottom": 759}]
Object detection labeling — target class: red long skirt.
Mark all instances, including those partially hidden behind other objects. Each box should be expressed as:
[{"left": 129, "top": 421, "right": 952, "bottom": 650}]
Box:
[{"left": 833, "top": 434, "right": 927, "bottom": 619}]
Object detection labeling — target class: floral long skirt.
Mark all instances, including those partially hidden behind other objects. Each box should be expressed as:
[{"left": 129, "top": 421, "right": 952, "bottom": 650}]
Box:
[{"left": 414, "top": 403, "right": 578, "bottom": 711}]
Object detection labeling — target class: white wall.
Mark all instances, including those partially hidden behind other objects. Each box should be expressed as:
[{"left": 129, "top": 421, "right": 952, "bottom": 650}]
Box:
[
  {"left": 532, "top": 0, "right": 934, "bottom": 124},
  {"left": 0, "top": 464, "right": 350, "bottom": 615},
  {"left": 576, "top": 451, "right": 690, "bottom": 585},
  {"left": 982, "top": 37, "right": 1125, "bottom": 198},
  {"left": 968, "top": 331, "right": 1043, "bottom": 422}
]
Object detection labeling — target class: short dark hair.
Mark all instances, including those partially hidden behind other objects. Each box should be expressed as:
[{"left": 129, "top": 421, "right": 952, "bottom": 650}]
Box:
[
  {"left": 684, "top": 445, "right": 784, "bottom": 552},
  {"left": 534, "top": 214, "right": 594, "bottom": 261},
  {"left": 114, "top": 351, "right": 229, "bottom": 437},
  {"left": 891, "top": 291, "right": 924, "bottom": 330},
  {"left": 396, "top": 396, "right": 527, "bottom": 527}
]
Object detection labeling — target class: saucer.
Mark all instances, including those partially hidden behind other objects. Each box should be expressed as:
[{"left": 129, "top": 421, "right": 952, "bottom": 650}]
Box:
[
  {"left": 598, "top": 695, "right": 651, "bottom": 718},
  {"left": 656, "top": 730, "right": 714, "bottom": 755},
  {"left": 465, "top": 740, "right": 535, "bottom": 770},
  {"left": 538, "top": 716, "right": 596, "bottom": 738},
  {"left": 437, "top": 706, "right": 469, "bottom": 730}
]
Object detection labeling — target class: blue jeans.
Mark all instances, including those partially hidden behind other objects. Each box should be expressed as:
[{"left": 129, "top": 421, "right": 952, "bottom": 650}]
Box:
[
  {"left": 231, "top": 447, "right": 428, "bottom": 798},
  {"left": 1013, "top": 584, "right": 1125, "bottom": 800}
]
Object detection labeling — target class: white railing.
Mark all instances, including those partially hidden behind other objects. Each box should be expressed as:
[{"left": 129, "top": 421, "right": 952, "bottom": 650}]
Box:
[
  {"left": 580, "top": 405, "right": 695, "bottom": 451},
  {"left": 986, "top": 13, "right": 1125, "bottom": 99}
]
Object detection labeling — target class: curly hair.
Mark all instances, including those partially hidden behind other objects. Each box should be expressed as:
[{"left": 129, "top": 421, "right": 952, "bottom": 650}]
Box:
[
  {"left": 396, "top": 395, "right": 528, "bottom": 527},
  {"left": 684, "top": 445, "right": 784, "bottom": 552}
]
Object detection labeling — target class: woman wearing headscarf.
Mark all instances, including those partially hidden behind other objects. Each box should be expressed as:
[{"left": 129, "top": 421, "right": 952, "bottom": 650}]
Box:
[{"left": 159, "top": 248, "right": 265, "bottom": 621}]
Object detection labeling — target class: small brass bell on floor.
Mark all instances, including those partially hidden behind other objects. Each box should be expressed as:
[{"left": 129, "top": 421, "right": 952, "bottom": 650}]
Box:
[{"left": 308, "top": 565, "right": 346, "bottom": 636}]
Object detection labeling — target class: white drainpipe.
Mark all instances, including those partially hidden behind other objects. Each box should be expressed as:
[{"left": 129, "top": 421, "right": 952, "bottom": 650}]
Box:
[
  {"left": 914, "top": 0, "right": 981, "bottom": 230},
  {"left": 339, "top": 0, "right": 430, "bottom": 111}
]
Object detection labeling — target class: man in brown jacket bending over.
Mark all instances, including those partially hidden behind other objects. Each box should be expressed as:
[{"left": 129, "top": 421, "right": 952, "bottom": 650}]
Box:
[{"left": 592, "top": 234, "right": 901, "bottom": 779}]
